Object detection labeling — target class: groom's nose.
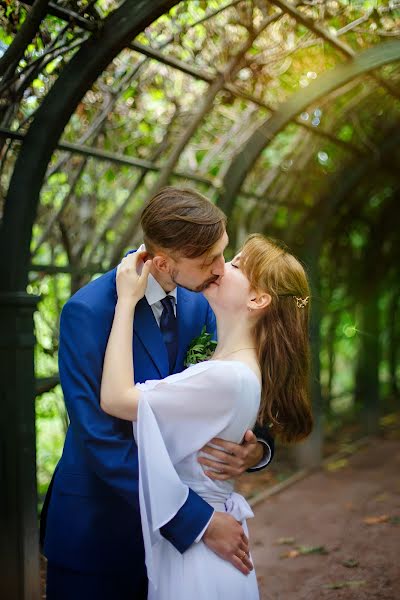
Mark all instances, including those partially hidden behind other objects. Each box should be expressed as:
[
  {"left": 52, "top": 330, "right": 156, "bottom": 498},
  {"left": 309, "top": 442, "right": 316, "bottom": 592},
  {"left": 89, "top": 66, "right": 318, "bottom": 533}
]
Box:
[{"left": 211, "top": 255, "right": 225, "bottom": 277}]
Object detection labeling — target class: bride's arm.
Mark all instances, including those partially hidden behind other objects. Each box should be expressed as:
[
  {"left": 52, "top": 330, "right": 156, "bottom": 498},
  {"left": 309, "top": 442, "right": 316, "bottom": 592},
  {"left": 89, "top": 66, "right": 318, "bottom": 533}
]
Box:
[{"left": 100, "top": 252, "right": 152, "bottom": 421}]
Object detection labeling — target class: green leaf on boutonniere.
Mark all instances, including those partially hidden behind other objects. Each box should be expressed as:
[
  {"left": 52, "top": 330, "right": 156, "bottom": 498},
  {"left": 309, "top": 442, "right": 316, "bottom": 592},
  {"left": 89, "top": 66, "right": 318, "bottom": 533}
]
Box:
[{"left": 184, "top": 326, "right": 217, "bottom": 367}]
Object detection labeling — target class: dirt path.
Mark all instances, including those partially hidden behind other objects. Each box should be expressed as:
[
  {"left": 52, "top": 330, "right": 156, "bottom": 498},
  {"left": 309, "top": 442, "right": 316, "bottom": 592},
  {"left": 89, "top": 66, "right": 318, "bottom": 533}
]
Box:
[{"left": 249, "top": 438, "right": 400, "bottom": 600}]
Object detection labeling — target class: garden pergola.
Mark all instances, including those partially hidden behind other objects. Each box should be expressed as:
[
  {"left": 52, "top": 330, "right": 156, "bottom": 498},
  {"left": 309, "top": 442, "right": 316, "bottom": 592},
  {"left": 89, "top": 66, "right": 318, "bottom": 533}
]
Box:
[{"left": 0, "top": 1, "right": 399, "bottom": 597}]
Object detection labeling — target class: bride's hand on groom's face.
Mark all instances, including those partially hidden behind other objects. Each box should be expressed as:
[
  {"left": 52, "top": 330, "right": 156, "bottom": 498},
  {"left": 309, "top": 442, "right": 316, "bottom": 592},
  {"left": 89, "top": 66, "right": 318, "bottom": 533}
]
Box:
[
  {"left": 116, "top": 251, "right": 152, "bottom": 304},
  {"left": 198, "top": 431, "right": 263, "bottom": 480}
]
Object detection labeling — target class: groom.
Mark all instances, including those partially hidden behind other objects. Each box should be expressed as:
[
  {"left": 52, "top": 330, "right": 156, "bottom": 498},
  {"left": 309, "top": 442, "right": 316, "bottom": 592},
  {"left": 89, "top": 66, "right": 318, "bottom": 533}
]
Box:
[{"left": 41, "top": 186, "right": 274, "bottom": 599}]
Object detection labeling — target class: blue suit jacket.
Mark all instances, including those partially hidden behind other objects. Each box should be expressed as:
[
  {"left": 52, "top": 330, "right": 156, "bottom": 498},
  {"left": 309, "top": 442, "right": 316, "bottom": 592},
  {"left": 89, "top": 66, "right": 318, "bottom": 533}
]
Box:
[{"left": 42, "top": 267, "right": 217, "bottom": 578}]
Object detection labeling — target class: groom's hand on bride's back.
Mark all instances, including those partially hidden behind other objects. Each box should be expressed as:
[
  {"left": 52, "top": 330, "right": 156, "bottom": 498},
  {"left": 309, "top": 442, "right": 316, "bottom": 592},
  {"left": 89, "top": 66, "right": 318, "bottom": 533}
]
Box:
[
  {"left": 203, "top": 513, "right": 253, "bottom": 575},
  {"left": 198, "top": 431, "right": 264, "bottom": 480}
]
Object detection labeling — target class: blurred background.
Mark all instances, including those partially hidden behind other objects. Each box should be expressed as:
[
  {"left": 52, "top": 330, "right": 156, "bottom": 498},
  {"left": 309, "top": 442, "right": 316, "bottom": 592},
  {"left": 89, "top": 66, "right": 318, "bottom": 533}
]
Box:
[{"left": 0, "top": 0, "right": 399, "bottom": 596}]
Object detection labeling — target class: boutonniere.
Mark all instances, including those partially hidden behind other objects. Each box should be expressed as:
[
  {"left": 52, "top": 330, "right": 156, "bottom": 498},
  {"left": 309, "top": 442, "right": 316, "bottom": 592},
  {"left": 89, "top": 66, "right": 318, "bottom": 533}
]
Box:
[{"left": 184, "top": 326, "right": 217, "bottom": 367}]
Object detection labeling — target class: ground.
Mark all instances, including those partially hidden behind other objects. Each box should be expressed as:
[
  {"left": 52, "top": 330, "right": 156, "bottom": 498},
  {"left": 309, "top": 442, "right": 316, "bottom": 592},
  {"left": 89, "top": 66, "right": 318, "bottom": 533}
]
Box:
[
  {"left": 249, "top": 438, "right": 400, "bottom": 600},
  {"left": 40, "top": 433, "right": 400, "bottom": 599}
]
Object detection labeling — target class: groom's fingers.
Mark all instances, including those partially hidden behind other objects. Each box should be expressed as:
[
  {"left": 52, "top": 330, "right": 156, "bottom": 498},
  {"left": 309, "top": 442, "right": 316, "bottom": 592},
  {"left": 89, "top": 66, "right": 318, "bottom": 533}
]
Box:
[
  {"left": 208, "top": 438, "right": 244, "bottom": 454},
  {"left": 199, "top": 443, "right": 245, "bottom": 467},
  {"left": 240, "top": 552, "right": 253, "bottom": 569},
  {"left": 204, "top": 471, "right": 232, "bottom": 481},
  {"left": 232, "top": 553, "right": 253, "bottom": 575},
  {"left": 199, "top": 456, "right": 235, "bottom": 480},
  {"left": 230, "top": 556, "right": 250, "bottom": 575},
  {"left": 239, "top": 542, "right": 250, "bottom": 559},
  {"left": 236, "top": 537, "right": 252, "bottom": 573},
  {"left": 200, "top": 444, "right": 240, "bottom": 464},
  {"left": 199, "top": 451, "right": 244, "bottom": 479}
]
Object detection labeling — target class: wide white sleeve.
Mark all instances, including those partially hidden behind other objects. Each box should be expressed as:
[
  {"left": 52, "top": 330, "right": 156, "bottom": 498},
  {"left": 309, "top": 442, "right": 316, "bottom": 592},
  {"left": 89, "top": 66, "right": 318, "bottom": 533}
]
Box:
[
  {"left": 135, "top": 361, "right": 237, "bottom": 464},
  {"left": 132, "top": 362, "right": 236, "bottom": 588}
]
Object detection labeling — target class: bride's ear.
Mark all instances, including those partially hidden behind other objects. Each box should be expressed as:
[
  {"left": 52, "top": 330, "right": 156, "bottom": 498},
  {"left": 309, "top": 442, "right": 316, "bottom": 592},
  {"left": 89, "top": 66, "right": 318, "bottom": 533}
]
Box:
[{"left": 247, "top": 292, "right": 271, "bottom": 312}]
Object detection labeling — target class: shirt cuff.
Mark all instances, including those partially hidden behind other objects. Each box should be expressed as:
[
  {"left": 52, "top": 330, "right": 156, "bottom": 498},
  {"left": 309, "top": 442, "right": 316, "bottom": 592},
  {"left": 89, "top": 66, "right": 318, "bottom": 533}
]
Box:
[
  {"left": 194, "top": 510, "right": 215, "bottom": 543},
  {"left": 248, "top": 439, "right": 272, "bottom": 472}
]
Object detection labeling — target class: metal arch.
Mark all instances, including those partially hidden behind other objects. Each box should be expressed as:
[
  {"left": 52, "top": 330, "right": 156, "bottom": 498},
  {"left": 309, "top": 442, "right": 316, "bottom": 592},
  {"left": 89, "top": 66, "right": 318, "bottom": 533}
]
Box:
[
  {"left": 0, "top": 0, "right": 178, "bottom": 291},
  {"left": 217, "top": 40, "right": 400, "bottom": 219}
]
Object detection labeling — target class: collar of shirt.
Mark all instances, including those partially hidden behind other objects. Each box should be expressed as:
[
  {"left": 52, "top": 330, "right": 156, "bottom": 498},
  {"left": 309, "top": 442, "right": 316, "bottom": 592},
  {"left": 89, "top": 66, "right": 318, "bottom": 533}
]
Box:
[{"left": 145, "top": 273, "right": 177, "bottom": 308}]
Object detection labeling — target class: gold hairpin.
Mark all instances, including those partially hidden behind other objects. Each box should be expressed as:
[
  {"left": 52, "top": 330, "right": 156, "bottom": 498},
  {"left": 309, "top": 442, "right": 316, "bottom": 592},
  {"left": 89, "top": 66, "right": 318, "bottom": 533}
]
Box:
[{"left": 294, "top": 296, "right": 309, "bottom": 308}]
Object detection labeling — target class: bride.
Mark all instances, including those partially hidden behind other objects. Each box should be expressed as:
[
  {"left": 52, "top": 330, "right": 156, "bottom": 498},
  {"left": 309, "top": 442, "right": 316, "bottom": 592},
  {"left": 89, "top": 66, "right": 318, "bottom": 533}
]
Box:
[{"left": 100, "top": 233, "right": 313, "bottom": 599}]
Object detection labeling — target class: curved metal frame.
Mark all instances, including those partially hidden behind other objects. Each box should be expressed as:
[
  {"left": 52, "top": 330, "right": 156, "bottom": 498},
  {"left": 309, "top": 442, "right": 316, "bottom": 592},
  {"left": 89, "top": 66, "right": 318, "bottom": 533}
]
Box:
[{"left": 218, "top": 40, "right": 400, "bottom": 218}]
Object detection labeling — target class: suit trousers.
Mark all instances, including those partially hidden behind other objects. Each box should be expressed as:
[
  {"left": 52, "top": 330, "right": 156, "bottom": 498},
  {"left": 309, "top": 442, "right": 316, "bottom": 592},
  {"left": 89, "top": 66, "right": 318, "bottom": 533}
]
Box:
[{"left": 46, "top": 561, "right": 148, "bottom": 600}]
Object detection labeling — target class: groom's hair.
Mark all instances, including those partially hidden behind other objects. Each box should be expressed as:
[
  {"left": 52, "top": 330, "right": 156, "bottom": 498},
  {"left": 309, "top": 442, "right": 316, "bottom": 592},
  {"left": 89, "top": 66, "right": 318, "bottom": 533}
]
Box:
[{"left": 141, "top": 186, "right": 227, "bottom": 259}]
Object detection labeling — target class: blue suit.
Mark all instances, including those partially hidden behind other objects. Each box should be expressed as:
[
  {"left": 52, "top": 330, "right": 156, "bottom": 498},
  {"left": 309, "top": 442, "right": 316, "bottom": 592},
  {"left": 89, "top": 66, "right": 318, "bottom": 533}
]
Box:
[{"left": 41, "top": 265, "right": 274, "bottom": 599}]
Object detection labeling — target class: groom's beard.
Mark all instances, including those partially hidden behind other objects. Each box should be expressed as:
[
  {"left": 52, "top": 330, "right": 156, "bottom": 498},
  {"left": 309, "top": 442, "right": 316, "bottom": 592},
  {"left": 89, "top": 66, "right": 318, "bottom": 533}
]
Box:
[{"left": 170, "top": 271, "right": 219, "bottom": 293}]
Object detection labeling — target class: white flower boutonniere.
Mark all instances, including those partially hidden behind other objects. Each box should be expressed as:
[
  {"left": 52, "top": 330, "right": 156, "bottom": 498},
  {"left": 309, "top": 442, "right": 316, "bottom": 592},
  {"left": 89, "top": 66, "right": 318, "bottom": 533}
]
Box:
[{"left": 184, "top": 326, "right": 217, "bottom": 367}]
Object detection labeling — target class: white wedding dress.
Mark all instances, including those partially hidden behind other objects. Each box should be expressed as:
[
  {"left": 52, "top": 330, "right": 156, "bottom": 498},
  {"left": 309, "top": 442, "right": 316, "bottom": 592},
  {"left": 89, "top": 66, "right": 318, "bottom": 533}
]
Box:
[{"left": 133, "top": 360, "right": 261, "bottom": 600}]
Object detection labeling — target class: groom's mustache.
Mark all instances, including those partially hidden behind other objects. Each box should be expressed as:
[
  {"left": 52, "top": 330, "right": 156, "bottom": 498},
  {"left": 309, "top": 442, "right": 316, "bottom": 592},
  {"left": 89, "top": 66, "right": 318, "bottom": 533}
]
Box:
[
  {"left": 176, "top": 274, "right": 220, "bottom": 293},
  {"left": 197, "top": 275, "right": 220, "bottom": 291}
]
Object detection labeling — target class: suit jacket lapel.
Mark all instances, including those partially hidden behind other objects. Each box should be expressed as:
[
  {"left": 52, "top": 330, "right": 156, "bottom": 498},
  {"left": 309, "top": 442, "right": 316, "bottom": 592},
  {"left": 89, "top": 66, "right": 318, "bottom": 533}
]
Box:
[{"left": 134, "top": 297, "right": 170, "bottom": 379}]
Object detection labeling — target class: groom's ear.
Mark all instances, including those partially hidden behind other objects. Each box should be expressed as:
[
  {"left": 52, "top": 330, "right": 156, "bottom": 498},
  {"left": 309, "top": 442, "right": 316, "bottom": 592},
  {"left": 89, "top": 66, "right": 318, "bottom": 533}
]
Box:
[{"left": 152, "top": 253, "right": 171, "bottom": 273}]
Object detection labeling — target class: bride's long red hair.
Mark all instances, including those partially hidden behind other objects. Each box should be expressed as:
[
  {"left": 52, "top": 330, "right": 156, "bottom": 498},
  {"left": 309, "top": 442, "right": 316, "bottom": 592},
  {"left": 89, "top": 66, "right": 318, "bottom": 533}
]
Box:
[{"left": 240, "top": 235, "right": 313, "bottom": 444}]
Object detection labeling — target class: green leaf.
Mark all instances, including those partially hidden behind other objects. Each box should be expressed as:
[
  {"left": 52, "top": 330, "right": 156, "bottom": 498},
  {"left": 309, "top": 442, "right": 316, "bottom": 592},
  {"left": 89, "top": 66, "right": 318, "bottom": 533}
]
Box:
[
  {"left": 297, "top": 545, "right": 329, "bottom": 555},
  {"left": 323, "top": 580, "right": 366, "bottom": 590}
]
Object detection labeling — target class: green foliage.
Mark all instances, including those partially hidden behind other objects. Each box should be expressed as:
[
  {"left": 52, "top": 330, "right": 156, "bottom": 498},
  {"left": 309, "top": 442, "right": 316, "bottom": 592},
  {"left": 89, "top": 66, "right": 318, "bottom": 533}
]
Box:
[{"left": 184, "top": 326, "right": 217, "bottom": 367}]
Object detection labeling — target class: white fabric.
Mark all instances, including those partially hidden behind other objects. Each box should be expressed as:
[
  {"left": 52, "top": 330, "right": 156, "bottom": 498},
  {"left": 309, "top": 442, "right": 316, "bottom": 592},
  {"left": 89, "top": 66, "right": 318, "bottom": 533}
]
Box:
[{"left": 133, "top": 360, "right": 261, "bottom": 600}]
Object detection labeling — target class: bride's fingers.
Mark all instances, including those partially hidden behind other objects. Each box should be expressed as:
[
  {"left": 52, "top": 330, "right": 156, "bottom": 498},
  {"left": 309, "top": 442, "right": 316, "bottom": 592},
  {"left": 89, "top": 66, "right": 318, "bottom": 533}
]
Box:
[
  {"left": 119, "top": 252, "right": 149, "bottom": 279},
  {"left": 127, "top": 252, "right": 140, "bottom": 270},
  {"left": 119, "top": 253, "right": 138, "bottom": 273},
  {"left": 140, "top": 259, "right": 152, "bottom": 281}
]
